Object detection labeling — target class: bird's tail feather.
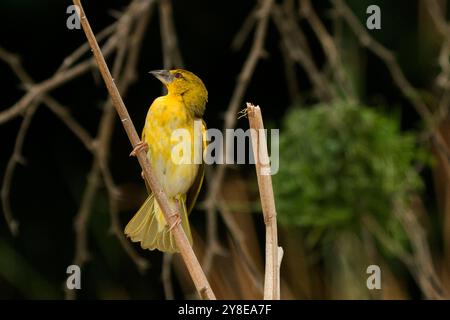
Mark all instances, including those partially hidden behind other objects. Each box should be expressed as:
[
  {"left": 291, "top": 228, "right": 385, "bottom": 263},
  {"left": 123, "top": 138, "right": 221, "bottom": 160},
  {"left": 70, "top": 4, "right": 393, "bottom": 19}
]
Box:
[{"left": 124, "top": 194, "right": 192, "bottom": 253}]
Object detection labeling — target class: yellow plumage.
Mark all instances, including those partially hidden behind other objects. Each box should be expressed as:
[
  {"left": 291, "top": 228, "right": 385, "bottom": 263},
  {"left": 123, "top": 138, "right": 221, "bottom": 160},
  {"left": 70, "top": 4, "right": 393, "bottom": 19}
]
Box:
[{"left": 125, "top": 69, "right": 208, "bottom": 253}]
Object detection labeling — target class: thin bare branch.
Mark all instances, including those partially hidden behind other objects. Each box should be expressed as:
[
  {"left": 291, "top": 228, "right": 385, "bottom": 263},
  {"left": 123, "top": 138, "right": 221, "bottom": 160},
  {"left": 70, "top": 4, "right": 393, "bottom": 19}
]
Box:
[
  {"left": 231, "top": 6, "right": 257, "bottom": 51},
  {"left": 159, "top": 0, "right": 183, "bottom": 69},
  {"left": 0, "top": 102, "right": 38, "bottom": 236},
  {"left": 56, "top": 22, "right": 118, "bottom": 73},
  {"left": 64, "top": 160, "right": 102, "bottom": 301},
  {"left": 0, "top": 48, "right": 95, "bottom": 235},
  {"left": 0, "top": 36, "right": 118, "bottom": 125},
  {"left": 43, "top": 97, "right": 94, "bottom": 151},
  {"left": 363, "top": 201, "right": 448, "bottom": 299},
  {"left": 162, "top": 253, "right": 175, "bottom": 300},
  {"left": 272, "top": 4, "right": 334, "bottom": 101},
  {"left": 217, "top": 198, "right": 264, "bottom": 294},
  {"left": 66, "top": 0, "right": 155, "bottom": 299},
  {"left": 101, "top": 2, "right": 153, "bottom": 275},
  {"left": 396, "top": 199, "right": 448, "bottom": 299},
  {"left": 0, "top": 47, "right": 94, "bottom": 151},
  {"left": 299, "top": 0, "right": 354, "bottom": 100},
  {"left": 66, "top": 0, "right": 153, "bottom": 298},
  {"left": 73, "top": 0, "right": 215, "bottom": 300}
]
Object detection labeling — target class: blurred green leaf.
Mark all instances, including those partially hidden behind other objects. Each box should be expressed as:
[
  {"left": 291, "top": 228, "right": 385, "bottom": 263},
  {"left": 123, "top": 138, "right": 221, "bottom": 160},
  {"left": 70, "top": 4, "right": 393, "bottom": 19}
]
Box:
[{"left": 273, "top": 102, "right": 427, "bottom": 250}]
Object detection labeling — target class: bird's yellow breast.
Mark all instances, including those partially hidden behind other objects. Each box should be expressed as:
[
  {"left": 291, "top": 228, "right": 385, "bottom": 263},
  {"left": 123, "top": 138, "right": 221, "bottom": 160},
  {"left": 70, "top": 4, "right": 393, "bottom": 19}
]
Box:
[{"left": 142, "top": 95, "right": 202, "bottom": 197}]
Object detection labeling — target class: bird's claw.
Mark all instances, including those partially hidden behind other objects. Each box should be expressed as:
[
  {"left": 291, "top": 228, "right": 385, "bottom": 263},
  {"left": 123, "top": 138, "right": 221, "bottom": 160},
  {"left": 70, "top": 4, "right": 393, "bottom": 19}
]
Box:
[
  {"left": 168, "top": 214, "right": 181, "bottom": 232},
  {"left": 130, "top": 141, "right": 148, "bottom": 157}
]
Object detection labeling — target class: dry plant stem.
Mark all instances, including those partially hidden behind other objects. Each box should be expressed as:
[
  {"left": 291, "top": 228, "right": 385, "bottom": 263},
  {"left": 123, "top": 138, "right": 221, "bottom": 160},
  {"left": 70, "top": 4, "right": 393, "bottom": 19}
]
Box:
[
  {"left": 73, "top": 0, "right": 215, "bottom": 300},
  {"left": 203, "top": 0, "right": 273, "bottom": 272},
  {"left": 276, "top": 247, "right": 284, "bottom": 296},
  {"left": 246, "top": 103, "right": 281, "bottom": 300}
]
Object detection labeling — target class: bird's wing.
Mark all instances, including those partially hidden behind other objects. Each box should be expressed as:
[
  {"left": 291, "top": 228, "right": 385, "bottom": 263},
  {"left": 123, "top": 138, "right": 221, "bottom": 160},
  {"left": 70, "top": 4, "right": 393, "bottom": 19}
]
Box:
[{"left": 185, "top": 119, "right": 207, "bottom": 215}]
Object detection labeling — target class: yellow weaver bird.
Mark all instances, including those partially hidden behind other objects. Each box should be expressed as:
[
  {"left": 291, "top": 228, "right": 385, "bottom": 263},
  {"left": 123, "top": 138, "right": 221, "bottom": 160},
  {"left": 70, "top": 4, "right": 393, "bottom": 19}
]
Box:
[{"left": 125, "top": 69, "right": 207, "bottom": 253}]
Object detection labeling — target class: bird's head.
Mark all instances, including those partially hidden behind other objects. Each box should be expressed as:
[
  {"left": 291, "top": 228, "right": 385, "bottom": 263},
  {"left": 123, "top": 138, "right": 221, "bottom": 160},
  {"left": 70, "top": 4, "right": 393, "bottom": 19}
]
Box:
[{"left": 149, "top": 69, "right": 208, "bottom": 117}]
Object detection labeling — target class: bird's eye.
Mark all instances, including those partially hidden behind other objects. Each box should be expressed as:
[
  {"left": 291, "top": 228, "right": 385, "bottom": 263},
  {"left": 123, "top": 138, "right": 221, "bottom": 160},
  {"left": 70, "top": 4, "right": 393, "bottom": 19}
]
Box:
[{"left": 174, "top": 73, "right": 182, "bottom": 79}]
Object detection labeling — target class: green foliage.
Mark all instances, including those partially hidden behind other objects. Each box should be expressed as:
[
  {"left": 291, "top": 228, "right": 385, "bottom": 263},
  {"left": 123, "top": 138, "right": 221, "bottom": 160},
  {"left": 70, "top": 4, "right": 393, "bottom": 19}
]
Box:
[{"left": 273, "top": 102, "right": 425, "bottom": 246}]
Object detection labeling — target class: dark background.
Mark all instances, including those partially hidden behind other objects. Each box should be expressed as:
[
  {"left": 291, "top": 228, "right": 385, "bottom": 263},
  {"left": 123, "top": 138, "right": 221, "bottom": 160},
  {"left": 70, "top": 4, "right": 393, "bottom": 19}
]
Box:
[{"left": 0, "top": 0, "right": 446, "bottom": 299}]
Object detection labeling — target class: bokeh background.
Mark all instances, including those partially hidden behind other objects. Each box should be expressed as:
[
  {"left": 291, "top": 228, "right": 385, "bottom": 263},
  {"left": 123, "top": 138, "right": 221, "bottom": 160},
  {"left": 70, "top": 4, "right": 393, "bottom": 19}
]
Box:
[{"left": 0, "top": 0, "right": 449, "bottom": 299}]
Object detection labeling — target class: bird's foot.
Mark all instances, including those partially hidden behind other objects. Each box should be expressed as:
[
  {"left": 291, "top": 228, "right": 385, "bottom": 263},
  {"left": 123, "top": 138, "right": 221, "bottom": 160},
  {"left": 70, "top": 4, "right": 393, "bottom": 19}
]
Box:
[
  {"left": 129, "top": 141, "right": 148, "bottom": 157},
  {"left": 168, "top": 213, "right": 182, "bottom": 232}
]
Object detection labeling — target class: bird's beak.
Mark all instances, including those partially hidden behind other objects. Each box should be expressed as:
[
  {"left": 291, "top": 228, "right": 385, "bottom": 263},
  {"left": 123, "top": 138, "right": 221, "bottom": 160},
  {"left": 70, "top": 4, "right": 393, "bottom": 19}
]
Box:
[{"left": 149, "top": 70, "right": 174, "bottom": 85}]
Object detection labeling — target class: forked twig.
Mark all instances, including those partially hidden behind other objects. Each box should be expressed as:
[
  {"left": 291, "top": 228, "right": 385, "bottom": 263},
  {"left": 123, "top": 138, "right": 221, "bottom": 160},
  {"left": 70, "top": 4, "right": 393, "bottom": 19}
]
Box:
[
  {"left": 299, "top": 0, "right": 354, "bottom": 100},
  {"left": 0, "top": 37, "right": 118, "bottom": 125},
  {"left": 0, "top": 48, "right": 95, "bottom": 235},
  {"left": 272, "top": 4, "right": 334, "bottom": 101}
]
